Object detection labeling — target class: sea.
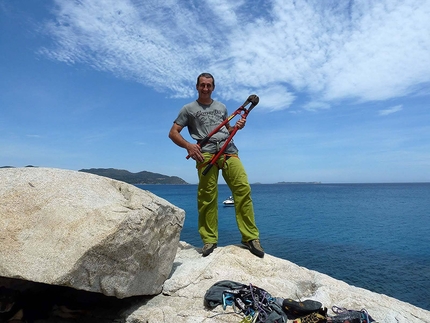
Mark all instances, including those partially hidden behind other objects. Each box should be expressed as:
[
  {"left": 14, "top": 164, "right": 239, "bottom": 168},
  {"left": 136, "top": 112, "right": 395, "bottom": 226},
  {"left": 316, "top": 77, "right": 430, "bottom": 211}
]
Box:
[{"left": 136, "top": 183, "right": 430, "bottom": 311}]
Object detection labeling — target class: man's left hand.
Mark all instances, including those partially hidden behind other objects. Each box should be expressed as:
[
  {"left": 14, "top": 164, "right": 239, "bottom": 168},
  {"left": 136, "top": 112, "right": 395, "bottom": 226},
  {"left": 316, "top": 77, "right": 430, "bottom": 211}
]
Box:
[{"left": 236, "top": 118, "right": 246, "bottom": 129}]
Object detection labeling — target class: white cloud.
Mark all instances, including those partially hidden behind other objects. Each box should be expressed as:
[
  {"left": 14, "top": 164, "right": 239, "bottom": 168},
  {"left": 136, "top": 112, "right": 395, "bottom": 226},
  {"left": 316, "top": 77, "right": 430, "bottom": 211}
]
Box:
[
  {"left": 40, "top": 0, "right": 211, "bottom": 96},
  {"left": 302, "top": 101, "right": 331, "bottom": 112},
  {"left": 253, "top": 85, "right": 296, "bottom": 111},
  {"left": 378, "top": 104, "right": 403, "bottom": 116},
  {"left": 39, "top": 0, "right": 430, "bottom": 111},
  {"left": 204, "top": 0, "right": 243, "bottom": 26},
  {"left": 321, "top": 0, "right": 430, "bottom": 102}
]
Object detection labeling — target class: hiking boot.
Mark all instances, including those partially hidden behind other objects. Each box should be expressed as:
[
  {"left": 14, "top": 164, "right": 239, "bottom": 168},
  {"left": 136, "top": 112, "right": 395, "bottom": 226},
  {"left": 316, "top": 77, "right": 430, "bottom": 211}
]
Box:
[
  {"left": 202, "top": 243, "right": 217, "bottom": 257},
  {"left": 283, "top": 298, "right": 323, "bottom": 316},
  {"left": 242, "top": 239, "right": 265, "bottom": 258}
]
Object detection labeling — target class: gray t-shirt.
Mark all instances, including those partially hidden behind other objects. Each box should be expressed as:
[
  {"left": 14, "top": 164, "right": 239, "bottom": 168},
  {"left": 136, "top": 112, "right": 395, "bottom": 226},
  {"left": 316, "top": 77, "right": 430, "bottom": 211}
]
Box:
[{"left": 174, "top": 100, "right": 238, "bottom": 154}]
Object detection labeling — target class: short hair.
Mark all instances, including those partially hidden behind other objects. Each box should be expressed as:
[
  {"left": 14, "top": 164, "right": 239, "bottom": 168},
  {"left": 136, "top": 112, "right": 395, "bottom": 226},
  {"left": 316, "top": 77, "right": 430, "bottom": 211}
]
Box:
[{"left": 196, "top": 72, "right": 215, "bottom": 87}]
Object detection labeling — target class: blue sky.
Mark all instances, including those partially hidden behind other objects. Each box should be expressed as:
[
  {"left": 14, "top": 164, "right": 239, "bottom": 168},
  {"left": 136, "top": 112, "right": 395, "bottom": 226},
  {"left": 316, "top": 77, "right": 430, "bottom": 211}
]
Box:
[{"left": 1, "top": 0, "right": 429, "bottom": 184}]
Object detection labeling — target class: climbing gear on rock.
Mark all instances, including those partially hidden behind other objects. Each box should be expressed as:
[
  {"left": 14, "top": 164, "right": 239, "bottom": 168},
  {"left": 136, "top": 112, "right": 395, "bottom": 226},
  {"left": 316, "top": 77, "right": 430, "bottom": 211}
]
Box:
[
  {"left": 204, "top": 280, "right": 286, "bottom": 323},
  {"left": 204, "top": 281, "right": 377, "bottom": 323}
]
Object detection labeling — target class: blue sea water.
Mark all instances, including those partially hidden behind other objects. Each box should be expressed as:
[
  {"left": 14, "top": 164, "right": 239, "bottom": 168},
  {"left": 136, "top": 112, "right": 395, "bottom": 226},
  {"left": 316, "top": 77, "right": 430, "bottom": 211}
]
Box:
[{"left": 136, "top": 183, "right": 430, "bottom": 311}]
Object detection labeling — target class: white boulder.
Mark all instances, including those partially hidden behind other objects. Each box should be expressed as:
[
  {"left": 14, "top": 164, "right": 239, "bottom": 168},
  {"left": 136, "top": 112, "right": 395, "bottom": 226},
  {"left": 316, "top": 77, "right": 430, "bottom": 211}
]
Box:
[
  {"left": 0, "top": 167, "right": 185, "bottom": 298},
  {"left": 125, "top": 242, "right": 430, "bottom": 323}
]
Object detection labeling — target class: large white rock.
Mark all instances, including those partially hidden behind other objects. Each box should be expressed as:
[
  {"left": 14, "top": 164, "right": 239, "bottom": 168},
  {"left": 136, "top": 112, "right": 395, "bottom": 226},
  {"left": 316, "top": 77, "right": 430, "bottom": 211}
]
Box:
[
  {"left": 0, "top": 167, "right": 185, "bottom": 298},
  {"left": 2, "top": 167, "right": 428, "bottom": 323},
  {"left": 125, "top": 242, "right": 430, "bottom": 323}
]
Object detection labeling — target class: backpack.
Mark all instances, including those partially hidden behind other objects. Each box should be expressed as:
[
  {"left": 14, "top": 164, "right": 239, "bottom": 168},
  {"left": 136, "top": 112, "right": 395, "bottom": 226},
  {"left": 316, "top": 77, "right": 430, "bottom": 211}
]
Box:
[
  {"left": 329, "top": 306, "right": 375, "bottom": 323},
  {"left": 204, "top": 280, "right": 287, "bottom": 323}
]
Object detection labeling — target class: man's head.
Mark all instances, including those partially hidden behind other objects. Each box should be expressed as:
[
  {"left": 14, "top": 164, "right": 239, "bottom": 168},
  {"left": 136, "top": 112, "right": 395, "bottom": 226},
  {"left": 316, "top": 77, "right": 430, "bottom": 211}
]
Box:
[
  {"left": 196, "top": 72, "right": 215, "bottom": 88},
  {"left": 196, "top": 73, "right": 215, "bottom": 103}
]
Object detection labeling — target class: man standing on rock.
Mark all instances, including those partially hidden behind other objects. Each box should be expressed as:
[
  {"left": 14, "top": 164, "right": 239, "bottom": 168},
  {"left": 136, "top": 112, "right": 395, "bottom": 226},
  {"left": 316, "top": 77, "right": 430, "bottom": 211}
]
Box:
[{"left": 168, "top": 72, "right": 264, "bottom": 258}]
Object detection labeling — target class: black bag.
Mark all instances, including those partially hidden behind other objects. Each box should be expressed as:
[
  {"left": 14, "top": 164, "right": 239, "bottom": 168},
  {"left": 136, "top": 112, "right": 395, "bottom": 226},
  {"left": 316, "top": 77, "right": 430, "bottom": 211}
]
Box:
[
  {"left": 329, "top": 306, "right": 375, "bottom": 323},
  {"left": 204, "top": 280, "right": 287, "bottom": 323}
]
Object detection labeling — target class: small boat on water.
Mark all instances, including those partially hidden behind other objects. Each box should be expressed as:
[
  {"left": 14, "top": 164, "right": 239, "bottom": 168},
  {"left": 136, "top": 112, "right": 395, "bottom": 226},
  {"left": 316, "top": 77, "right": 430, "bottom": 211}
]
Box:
[{"left": 223, "top": 196, "right": 234, "bottom": 206}]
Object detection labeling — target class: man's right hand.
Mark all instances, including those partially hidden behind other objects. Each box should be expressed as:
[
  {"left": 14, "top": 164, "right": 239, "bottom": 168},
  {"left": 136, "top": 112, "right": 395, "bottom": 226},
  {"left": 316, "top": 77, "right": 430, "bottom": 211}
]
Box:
[{"left": 186, "top": 143, "right": 204, "bottom": 162}]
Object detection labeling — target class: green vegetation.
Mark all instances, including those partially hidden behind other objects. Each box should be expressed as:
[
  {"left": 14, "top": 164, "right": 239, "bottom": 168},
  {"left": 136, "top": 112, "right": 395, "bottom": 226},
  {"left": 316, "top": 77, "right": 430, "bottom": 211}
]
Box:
[{"left": 79, "top": 168, "right": 188, "bottom": 184}]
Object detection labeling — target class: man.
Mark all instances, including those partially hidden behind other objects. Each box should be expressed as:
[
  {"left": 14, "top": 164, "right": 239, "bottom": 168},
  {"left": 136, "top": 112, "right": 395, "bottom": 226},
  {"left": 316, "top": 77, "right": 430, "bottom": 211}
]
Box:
[{"left": 168, "top": 72, "right": 264, "bottom": 258}]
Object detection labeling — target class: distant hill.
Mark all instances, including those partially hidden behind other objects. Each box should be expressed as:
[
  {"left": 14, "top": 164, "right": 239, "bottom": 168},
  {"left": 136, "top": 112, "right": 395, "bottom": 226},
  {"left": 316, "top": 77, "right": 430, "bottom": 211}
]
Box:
[
  {"left": 79, "top": 168, "right": 188, "bottom": 185},
  {"left": 276, "top": 181, "right": 321, "bottom": 184},
  {"left": 1, "top": 165, "right": 35, "bottom": 168}
]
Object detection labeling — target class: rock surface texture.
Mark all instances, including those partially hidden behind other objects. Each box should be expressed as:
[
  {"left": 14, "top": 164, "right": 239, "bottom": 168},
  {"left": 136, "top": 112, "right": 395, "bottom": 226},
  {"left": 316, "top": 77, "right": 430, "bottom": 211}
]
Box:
[
  {"left": 125, "top": 242, "right": 430, "bottom": 323},
  {"left": 0, "top": 167, "right": 185, "bottom": 298}
]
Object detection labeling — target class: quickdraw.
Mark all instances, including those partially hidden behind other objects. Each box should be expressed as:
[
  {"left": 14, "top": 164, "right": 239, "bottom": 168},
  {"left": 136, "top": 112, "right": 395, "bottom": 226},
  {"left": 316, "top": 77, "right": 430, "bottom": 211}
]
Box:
[{"left": 221, "top": 284, "right": 279, "bottom": 323}]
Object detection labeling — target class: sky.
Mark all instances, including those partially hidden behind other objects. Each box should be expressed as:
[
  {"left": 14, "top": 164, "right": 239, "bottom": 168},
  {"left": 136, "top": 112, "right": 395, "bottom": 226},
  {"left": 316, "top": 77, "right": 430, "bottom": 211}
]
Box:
[{"left": 1, "top": 0, "right": 429, "bottom": 184}]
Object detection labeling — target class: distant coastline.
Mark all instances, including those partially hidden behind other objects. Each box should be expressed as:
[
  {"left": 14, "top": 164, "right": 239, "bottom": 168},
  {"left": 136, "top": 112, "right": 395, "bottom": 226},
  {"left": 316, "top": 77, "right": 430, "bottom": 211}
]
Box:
[
  {"left": 1, "top": 166, "right": 189, "bottom": 185},
  {"left": 276, "top": 181, "right": 322, "bottom": 184},
  {"left": 80, "top": 168, "right": 189, "bottom": 185},
  {"left": 4, "top": 167, "right": 426, "bottom": 185}
]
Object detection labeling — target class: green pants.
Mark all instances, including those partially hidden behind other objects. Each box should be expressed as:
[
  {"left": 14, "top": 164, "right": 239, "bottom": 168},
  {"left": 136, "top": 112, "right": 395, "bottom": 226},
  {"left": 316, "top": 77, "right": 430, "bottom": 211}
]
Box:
[{"left": 196, "top": 152, "right": 260, "bottom": 244}]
